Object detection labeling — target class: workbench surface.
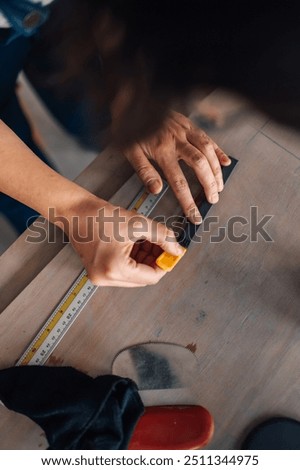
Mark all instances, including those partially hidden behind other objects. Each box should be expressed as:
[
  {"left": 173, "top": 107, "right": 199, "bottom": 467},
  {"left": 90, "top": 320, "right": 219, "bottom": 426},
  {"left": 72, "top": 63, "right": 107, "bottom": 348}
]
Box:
[{"left": 0, "top": 91, "right": 299, "bottom": 449}]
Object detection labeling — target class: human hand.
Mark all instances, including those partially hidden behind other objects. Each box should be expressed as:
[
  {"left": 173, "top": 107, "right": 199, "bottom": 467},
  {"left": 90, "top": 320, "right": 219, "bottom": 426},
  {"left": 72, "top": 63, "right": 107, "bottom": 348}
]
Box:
[
  {"left": 122, "top": 111, "right": 231, "bottom": 224},
  {"left": 59, "top": 194, "right": 184, "bottom": 287}
]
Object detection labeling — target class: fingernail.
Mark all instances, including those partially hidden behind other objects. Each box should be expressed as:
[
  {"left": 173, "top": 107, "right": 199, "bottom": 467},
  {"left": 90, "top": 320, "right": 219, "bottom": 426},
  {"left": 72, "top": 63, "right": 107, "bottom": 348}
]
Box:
[
  {"left": 210, "top": 194, "right": 219, "bottom": 204},
  {"left": 192, "top": 212, "right": 202, "bottom": 225},
  {"left": 188, "top": 207, "right": 202, "bottom": 225},
  {"left": 148, "top": 179, "right": 161, "bottom": 193},
  {"left": 222, "top": 155, "right": 231, "bottom": 165}
]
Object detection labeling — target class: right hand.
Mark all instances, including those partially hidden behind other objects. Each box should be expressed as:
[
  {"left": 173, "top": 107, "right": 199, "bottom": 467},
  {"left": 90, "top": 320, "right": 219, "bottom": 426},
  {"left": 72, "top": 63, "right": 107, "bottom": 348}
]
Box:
[
  {"left": 58, "top": 194, "right": 185, "bottom": 287},
  {"left": 122, "top": 111, "right": 231, "bottom": 224}
]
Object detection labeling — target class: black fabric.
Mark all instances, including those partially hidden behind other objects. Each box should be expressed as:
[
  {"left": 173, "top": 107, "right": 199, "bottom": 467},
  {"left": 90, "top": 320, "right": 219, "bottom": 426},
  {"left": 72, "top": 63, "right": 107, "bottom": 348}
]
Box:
[
  {"left": 242, "top": 417, "right": 300, "bottom": 450},
  {"left": 0, "top": 366, "right": 144, "bottom": 450}
]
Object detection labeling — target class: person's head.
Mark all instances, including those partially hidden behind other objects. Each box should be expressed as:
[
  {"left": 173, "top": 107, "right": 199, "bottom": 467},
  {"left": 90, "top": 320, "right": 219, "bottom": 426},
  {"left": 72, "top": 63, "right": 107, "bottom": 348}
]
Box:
[{"left": 34, "top": 0, "right": 300, "bottom": 145}]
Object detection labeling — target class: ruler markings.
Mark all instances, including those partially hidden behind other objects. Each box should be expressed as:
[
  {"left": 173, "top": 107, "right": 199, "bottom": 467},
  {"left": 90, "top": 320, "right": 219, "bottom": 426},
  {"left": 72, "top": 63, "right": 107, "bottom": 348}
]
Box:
[
  {"left": 17, "top": 181, "right": 168, "bottom": 366},
  {"left": 16, "top": 160, "right": 237, "bottom": 366}
]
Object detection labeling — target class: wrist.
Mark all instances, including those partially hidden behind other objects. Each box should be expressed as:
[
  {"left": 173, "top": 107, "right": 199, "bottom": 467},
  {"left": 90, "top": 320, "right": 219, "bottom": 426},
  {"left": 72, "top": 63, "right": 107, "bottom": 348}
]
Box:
[{"left": 43, "top": 177, "right": 108, "bottom": 236}]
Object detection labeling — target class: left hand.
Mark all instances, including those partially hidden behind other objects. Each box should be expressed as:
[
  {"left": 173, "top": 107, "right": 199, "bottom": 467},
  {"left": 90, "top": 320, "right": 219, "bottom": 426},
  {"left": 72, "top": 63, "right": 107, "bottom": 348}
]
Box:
[{"left": 122, "top": 111, "right": 231, "bottom": 224}]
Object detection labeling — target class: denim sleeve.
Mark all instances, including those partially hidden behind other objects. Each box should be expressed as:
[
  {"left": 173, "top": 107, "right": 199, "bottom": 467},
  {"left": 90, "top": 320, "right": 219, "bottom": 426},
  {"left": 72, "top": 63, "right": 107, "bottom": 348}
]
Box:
[{"left": 0, "top": 0, "right": 50, "bottom": 44}]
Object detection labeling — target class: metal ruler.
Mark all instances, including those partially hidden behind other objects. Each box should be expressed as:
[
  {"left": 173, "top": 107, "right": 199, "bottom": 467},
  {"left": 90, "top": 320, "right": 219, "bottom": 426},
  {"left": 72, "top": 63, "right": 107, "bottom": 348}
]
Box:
[
  {"left": 17, "top": 158, "right": 238, "bottom": 366},
  {"left": 17, "top": 180, "right": 169, "bottom": 366}
]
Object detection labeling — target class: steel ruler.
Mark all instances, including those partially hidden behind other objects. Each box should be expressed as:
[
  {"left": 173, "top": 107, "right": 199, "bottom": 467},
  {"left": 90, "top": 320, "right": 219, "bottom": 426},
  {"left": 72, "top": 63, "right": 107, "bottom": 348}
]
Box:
[
  {"left": 17, "top": 157, "right": 237, "bottom": 366},
  {"left": 17, "top": 180, "right": 169, "bottom": 366}
]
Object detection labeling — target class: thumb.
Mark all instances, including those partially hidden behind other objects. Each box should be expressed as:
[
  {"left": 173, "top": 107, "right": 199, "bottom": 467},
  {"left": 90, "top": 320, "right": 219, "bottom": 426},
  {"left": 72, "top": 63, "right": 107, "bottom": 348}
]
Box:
[
  {"left": 124, "top": 143, "right": 163, "bottom": 194},
  {"left": 144, "top": 219, "right": 186, "bottom": 257}
]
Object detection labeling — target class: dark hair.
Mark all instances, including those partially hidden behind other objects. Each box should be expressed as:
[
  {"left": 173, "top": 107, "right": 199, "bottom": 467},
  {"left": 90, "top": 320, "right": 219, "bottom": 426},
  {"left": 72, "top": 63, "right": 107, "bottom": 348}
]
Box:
[{"left": 26, "top": 0, "right": 300, "bottom": 147}]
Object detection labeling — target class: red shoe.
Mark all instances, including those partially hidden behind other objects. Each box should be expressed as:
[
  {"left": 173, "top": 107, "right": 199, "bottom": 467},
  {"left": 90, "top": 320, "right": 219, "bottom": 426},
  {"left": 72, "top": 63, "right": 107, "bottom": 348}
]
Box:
[{"left": 129, "top": 405, "right": 214, "bottom": 450}]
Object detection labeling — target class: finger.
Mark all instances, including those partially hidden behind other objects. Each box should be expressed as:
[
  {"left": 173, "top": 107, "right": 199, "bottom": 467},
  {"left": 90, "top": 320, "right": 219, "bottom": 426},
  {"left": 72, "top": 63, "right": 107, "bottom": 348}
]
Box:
[
  {"left": 125, "top": 143, "right": 163, "bottom": 194},
  {"left": 179, "top": 142, "right": 220, "bottom": 204},
  {"left": 88, "top": 262, "right": 152, "bottom": 287},
  {"left": 144, "top": 217, "right": 188, "bottom": 255},
  {"left": 152, "top": 244, "right": 163, "bottom": 258},
  {"left": 214, "top": 144, "right": 231, "bottom": 166},
  {"left": 187, "top": 133, "right": 225, "bottom": 192},
  {"left": 159, "top": 159, "right": 202, "bottom": 224},
  {"left": 130, "top": 242, "right": 140, "bottom": 259},
  {"left": 143, "top": 254, "right": 157, "bottom": 266},
  {"left": 139, "top": 240, "right": 152, "bottom": 253},
  {"left": 89, "top": 276, "right": 147, "bottom": 288},
  {"left": 135, "top": 249, "right": 148, "bottom": 263},
  {"left": 101, "top": 280, "right": 147, "bottom": 287},
  {"left": 131, "top": 242, "right": 163, "bottom": 263},
  {"left": 130, "top": 240, "right": 153, "bottom": 261},
  {"left": 119, "top": 257, "right": 167, "bottom": 285},
  {"left": 169, "top": 110, "right": 193, "bottom": 129}
]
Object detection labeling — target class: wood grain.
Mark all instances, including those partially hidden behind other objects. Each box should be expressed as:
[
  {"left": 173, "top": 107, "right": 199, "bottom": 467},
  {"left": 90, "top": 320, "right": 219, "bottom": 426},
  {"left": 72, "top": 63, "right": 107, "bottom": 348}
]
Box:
[
  {"left": 0, "top": 91, "right": 299, "bottom": 450},
  {"left": 0, "top": 148, "right": 133, "bottom": 313}
]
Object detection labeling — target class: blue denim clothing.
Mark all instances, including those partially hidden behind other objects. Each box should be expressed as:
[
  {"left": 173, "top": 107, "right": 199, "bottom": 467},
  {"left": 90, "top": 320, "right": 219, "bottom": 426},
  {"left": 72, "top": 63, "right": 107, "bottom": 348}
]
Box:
[
  {"left": 0, "top": 28, "right": 48, "bottom": 232},
  {"left": 0, "top": 0, "right": 49, "bottom": 43},
  {"left": 0, "top": 1, "right": 111, "bottom": 234}
]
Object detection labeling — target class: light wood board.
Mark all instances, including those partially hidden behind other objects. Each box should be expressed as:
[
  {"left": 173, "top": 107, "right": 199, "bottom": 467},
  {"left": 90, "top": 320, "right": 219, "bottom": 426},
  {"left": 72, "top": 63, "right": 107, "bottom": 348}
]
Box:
[
  {"left": 0, "top": 91, "right": 299, "bottom": 449},
  {"left": 0, "top": 148, "right": 134, "bottom": 313}
]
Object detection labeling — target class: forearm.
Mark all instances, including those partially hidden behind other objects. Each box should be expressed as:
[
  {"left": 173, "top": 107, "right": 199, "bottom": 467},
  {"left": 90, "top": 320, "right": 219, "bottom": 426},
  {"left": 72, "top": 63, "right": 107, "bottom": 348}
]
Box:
[
  {"left": 0, "top": 120, "right": 105, "bottom": 227},
  {"left": 0, "top": 122, "right": 184, "bottom": 287}
]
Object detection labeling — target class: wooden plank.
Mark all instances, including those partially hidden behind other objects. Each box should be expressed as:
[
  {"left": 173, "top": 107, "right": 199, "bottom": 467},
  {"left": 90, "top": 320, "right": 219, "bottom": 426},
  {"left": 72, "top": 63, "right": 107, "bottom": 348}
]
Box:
[
  {"left": 0, "top": 173, "right": 146, "bottom": 366},
  {"left": 261, "top": 120, "right": 300, "bottom": 160},
  {"left": 0, "top": 148, "right": 134, "bottom": 313},
  {"left": 0, "top": 96, "right": 300, "bottom": 450},
  {"left": 190, "top": 88, "right": 268, "bottom": 133}
]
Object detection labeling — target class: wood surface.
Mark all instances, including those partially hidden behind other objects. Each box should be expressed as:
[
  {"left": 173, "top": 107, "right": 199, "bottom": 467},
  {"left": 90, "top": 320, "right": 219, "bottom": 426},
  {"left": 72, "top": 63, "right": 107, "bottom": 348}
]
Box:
[
  {"left": 0, "top": 148, "right": 134, "bottom": 313},
  {"left": 0, "top": 90, "right": 299, "bottom": 450}
]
